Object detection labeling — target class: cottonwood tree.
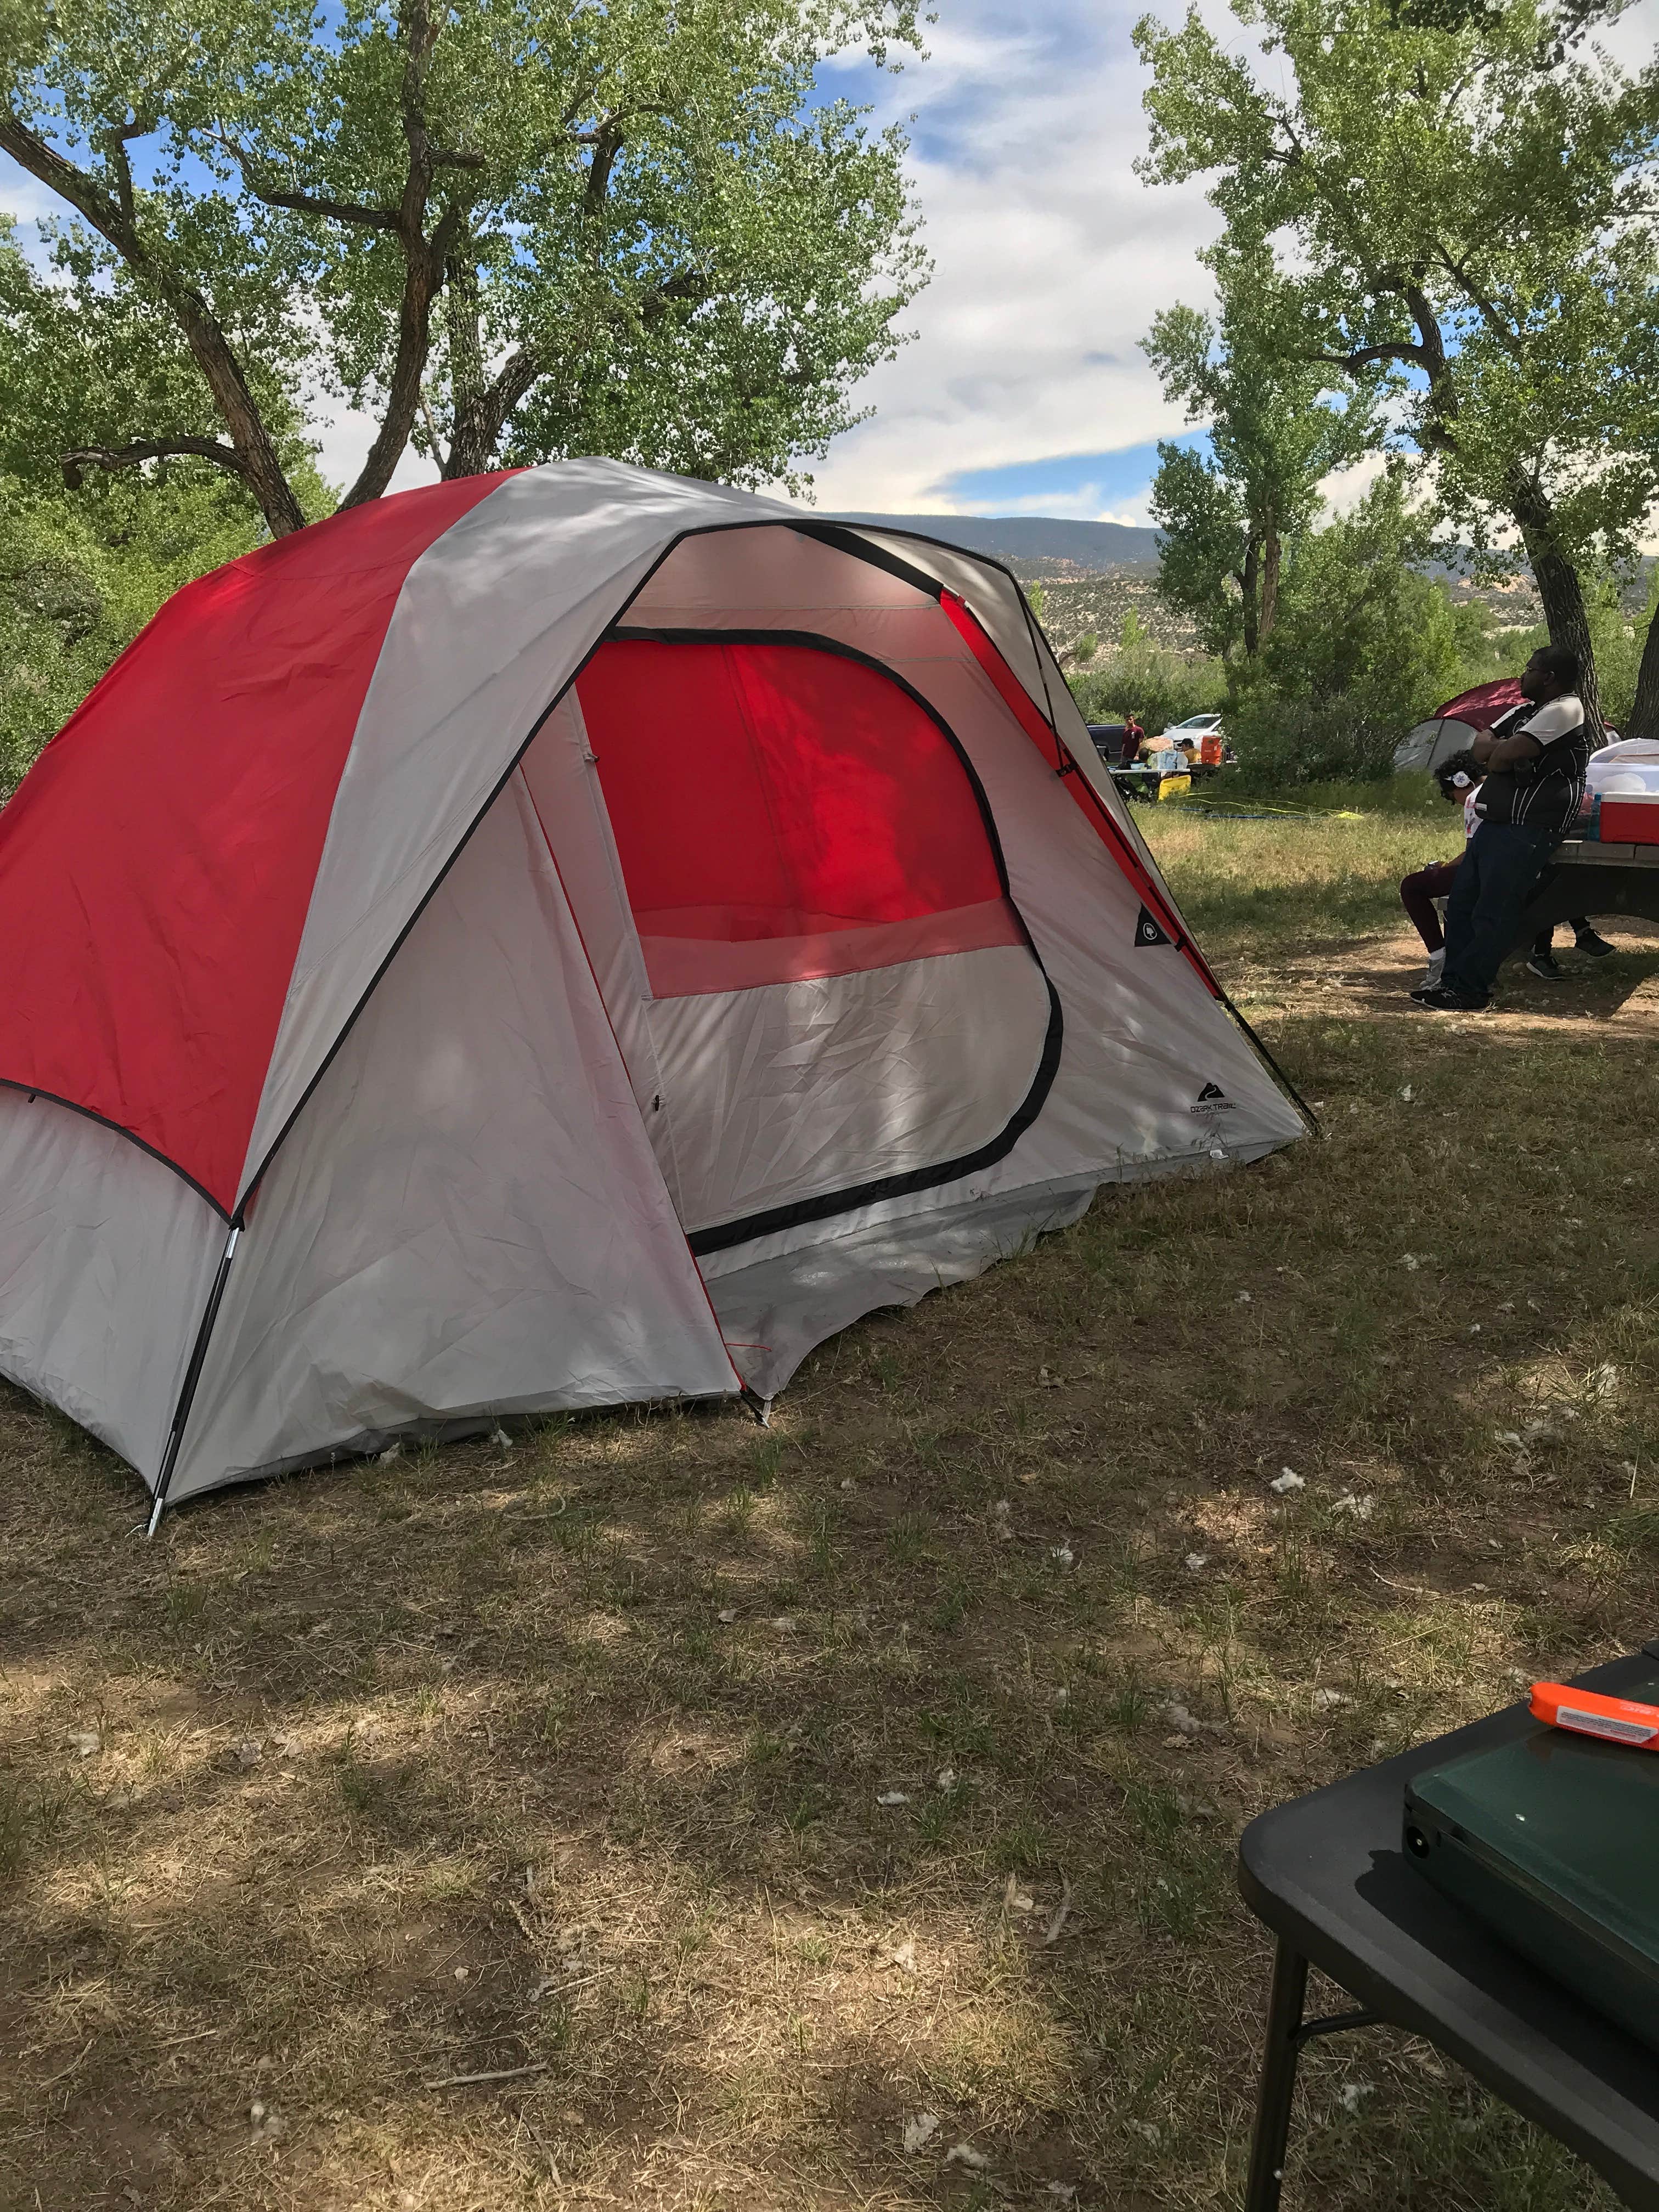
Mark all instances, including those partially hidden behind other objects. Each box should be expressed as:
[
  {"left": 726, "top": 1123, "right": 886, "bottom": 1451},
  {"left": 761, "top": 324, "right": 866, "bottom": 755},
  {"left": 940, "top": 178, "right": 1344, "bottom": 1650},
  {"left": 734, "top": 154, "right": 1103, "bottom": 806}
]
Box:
[
  {"left": 0, "top": 0, "right": 926, "bottom": 537},
  {"left": 1134, "top": 0, "right": 1659, "bottom": 728},
  {"left": 1145, "top": 237, "right": 1376, "bottom": 660}
]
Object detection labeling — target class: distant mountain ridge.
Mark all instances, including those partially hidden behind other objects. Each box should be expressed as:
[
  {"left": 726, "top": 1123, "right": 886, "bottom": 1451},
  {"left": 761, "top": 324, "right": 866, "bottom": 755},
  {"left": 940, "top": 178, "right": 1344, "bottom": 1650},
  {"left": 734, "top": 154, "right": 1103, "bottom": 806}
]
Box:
[{"left": 833, "top": 512, "right": 1161, "bottom": 568}]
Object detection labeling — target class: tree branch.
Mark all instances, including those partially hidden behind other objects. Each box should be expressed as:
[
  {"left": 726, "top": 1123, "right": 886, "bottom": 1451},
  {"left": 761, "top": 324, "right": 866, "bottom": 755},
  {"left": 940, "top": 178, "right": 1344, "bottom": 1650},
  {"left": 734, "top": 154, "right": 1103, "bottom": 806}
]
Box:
[
  {"left": 583, "top": 120, "right": 625, "bottom": 221},
  {"left": 443, "top": 332, "right": 543, "bottom": 478},
  {"left": 100, "top": 115, "right": 154, "bottom": 229},
  {"left": 1437, "top": 249, "right": 1525, "bottom": 360},
  {"left": 0, "top": 107, "right": 306, "bottom": 535},
  {"left": 1312, "top": 342, "right": 1431, "bottom": 371},
  {"left": 1398, "top": 278, "right": 1462, "bottom": 452},
  {"left": 63, "top": 436, "right": 248, "bottom": 489},
  {"left": 338, "top": 0, "right": 476, "bottom": 508},
  {"left": 640, "top": 268, "right": 710, "bottom": 324},
  {"left": 224, "top": 160, "right": 401, "bottom": 230}
]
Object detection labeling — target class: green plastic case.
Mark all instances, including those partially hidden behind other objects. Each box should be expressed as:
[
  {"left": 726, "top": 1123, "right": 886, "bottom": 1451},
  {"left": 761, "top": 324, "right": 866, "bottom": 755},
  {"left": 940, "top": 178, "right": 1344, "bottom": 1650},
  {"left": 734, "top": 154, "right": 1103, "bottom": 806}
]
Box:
[{"left": 1404, "top": 1669, "right": 1659, "bottom": 2057}]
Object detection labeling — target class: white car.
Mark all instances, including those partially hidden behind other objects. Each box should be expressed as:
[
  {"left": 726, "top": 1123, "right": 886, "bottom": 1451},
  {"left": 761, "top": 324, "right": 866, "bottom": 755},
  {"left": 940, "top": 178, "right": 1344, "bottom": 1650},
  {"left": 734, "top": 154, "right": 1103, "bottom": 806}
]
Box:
[{"left": 1159, "top": 712, "right": 1224, "bottom": 741}]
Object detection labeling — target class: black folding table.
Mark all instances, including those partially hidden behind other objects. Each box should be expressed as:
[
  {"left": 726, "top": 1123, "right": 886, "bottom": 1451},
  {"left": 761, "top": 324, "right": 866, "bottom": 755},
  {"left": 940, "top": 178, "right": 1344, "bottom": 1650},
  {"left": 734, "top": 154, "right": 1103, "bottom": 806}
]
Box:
[{"left": 1238, "top": 1645, "right": 1659, "bottom": 2210}]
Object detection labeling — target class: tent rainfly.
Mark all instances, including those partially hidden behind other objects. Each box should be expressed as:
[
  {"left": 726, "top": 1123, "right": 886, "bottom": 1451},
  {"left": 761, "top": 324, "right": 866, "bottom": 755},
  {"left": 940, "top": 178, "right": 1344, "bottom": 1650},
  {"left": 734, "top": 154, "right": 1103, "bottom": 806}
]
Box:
[
  {"left": 1395, "top": 680, "right": 1527, "bottom": 775},
  {"left": 0, "top": 462, "right": 1309, "bottom": 1523}
]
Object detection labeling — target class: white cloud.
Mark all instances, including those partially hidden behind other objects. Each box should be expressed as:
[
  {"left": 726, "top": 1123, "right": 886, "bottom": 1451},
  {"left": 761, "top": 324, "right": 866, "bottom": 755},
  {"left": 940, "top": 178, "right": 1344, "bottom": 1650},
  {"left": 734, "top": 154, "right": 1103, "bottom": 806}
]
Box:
[
  {"left": 1317, "top": 452, "right": 1391, "bottom": 517},
  {"left": 958, "top": 482, "right": 1156, "bottom": 526},
  {"left": 800, "top": 0, "right": 1227, "bottom": 513},
  {"left": 796, "top": 0, "right": 1659, "bottom": 523},
  {"left": 0, "top": 163, "right": 55, "bottom": 227}
]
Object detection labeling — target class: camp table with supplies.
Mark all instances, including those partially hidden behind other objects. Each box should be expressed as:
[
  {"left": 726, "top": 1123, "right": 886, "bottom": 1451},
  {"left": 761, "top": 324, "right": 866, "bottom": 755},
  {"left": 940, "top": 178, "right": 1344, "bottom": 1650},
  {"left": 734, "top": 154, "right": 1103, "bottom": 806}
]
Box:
[
  {"left": 1237, "top": 1644, "right": 1659, "bottom": 2211},
  {"left": 1108, "top": 761, "right": 1193, "bottom": 804}
]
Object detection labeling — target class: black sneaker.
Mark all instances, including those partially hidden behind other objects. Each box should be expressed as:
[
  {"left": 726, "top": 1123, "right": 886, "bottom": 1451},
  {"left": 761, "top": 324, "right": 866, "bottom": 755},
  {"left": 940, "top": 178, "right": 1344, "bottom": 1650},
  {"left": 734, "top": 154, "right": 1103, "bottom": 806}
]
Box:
[
  {"left": 1575, "top": 928, "right": 1615, "bottom": 957},
  {"left": 1417, "top": 984, "right": 1488, "bottom": 1012},
  {"left": 1526, "top": 951, "right": 1565, "bottom": 980}
]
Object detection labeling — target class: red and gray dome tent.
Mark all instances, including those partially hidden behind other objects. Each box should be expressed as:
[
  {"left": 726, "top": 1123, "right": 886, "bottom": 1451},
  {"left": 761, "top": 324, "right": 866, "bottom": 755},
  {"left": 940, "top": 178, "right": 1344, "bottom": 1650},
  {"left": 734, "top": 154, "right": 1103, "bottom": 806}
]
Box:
[{"left": 0, "top": 462, "right": 1309, "bottom": 1524}]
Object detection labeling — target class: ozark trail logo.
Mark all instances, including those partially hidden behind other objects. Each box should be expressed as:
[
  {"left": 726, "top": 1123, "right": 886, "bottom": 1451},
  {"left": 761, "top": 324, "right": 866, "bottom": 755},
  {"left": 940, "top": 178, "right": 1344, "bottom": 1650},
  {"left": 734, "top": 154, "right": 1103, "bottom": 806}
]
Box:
[
  {"left": 1189, "top": 1080, "right": 1236, "bottom": 1116},
  {"left": 1133, "top": 904, "right": 1172, "bottom": 947}
]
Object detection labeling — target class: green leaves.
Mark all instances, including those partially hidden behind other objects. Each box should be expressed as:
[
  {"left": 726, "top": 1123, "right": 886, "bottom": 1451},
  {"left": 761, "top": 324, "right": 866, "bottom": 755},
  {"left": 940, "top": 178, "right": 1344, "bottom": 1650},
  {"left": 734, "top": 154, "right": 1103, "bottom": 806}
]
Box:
[
  {"left": 1136, "top": 0, "right": 1659, "bottom": 718},
  {"left": 4, "top": 0, "right": 927, "bottom": 527},
  {"left": 0, "top": 468, "right": 265, "bottom": 795},
  {"left": 1145, "top": 235, "right": 1375, "bottom": 659},
  {"left": 1148, "top": 442, "right": 1249, "bottom": 661},
  {"left": 1263, "top": 469, "right": 1460, "bottom": 715}
]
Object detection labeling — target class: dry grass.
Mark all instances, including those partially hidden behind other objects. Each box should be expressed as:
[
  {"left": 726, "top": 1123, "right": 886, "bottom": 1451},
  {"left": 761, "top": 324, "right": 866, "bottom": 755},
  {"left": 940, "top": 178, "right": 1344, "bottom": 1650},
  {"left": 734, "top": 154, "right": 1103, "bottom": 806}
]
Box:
[{"left": 3, "top": 794, "right": 1657, "bottom": 2211}]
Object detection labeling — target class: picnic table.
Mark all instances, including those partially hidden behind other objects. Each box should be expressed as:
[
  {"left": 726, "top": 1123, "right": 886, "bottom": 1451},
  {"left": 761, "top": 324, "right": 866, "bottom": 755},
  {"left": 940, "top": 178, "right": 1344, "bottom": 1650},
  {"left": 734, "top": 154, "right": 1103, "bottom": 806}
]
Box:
[{"left": 1514, "top": 835, "right": 1659, "bottom": 955}]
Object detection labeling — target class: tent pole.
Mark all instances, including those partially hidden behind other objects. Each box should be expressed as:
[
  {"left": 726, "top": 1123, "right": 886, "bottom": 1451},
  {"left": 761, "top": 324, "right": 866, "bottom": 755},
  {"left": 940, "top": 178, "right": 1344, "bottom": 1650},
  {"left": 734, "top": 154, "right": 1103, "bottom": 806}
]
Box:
[
  {"left": 1214, "top": 990, "right": 1322, "bottom": 1138},
  {"left": 146, "top": 1220, "right": 241, "bottom": 1537}
]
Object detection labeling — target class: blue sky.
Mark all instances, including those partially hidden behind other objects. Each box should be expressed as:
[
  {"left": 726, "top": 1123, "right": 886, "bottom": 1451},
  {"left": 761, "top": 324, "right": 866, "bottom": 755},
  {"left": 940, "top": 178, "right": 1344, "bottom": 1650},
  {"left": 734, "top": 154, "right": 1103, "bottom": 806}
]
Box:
[
  {"left": 799, "top": 0, "right": 1234, "bottom": 520},
  {"left": 934, "top": 435, "right": 1211, "bottom": 517}
]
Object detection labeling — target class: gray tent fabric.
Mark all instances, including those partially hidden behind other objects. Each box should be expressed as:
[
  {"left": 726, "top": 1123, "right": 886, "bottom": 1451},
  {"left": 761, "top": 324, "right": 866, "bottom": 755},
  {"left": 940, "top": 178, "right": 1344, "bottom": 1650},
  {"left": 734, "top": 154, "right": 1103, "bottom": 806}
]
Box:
[{"left": 1396, "top": 718, "right": 1479, "bottom": 775}]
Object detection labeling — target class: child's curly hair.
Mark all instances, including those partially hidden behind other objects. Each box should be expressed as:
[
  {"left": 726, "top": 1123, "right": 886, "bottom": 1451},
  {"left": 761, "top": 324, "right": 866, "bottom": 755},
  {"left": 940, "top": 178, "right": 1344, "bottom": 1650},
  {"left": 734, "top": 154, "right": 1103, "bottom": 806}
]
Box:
[{"left": 1434, "top": 748, "right": 1482, "bottom": 800}]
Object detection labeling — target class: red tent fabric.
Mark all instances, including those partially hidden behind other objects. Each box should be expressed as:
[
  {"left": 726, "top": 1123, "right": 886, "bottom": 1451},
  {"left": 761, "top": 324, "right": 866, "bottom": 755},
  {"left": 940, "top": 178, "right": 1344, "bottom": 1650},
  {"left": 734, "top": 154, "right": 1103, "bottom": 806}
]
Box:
[
  {"left": 0, "top": 474, "right": 510, "bottom": 1210},
  {"left": 576, "top": 637, "right": 1021, "bottom": 997},
  {"left": 1432, "top": 679, "right": 1523, "bottom": 730}
]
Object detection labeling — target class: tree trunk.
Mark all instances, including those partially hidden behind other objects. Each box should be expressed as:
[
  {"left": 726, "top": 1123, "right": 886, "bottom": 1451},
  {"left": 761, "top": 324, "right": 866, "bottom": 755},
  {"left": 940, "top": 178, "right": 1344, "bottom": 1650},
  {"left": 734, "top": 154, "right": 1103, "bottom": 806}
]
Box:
[
  {"left": 1259, "top": 524, "right": 1282, "bottom": 646},
  {"left": 336, "top": 0, "right": 466, "bottom": 511},
  {"left": 166, "top": 285, "right": 307, "bottom": 537},
  {"left": 441, "top": 250, "right": 488, "bottom": 477},
  {"left": 439, "top": 250, "right": 542, "bottom": 479},
  {"left": 1508, "top": 470, "right": 1602, "bottom": 738},
  {"left": 337, "top": 236, "right": 446, "bottom": 509},
  {"left": 1628, "top": 608, "right": 1659, "bottom": 741},
  {"left": 1240, "top": 535, "right": 1262, "bottom": 659}
]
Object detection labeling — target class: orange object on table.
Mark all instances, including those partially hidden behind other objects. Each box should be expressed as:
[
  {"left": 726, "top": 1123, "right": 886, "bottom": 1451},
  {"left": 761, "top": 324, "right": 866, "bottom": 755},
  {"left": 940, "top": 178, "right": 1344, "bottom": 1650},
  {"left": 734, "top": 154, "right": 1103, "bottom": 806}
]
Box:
[{"left": 1531, "top": 1680, "right": 1659, "bottom": 1748}]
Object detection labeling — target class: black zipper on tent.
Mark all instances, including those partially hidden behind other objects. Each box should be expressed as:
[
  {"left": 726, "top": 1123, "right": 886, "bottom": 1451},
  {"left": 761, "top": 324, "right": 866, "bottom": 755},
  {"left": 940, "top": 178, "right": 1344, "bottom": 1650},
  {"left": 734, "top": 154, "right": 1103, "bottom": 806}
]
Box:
[{"left": 688, "top": 978, "right": 1063, "bottom": 1256}]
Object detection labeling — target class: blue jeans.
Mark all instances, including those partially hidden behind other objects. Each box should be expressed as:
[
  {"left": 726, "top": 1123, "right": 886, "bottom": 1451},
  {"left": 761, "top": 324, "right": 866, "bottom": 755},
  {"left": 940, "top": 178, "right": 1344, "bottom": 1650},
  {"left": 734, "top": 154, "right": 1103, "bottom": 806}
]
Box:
[{"left": 1442, "top": 820, "right": 1559, "bottom": 1003}]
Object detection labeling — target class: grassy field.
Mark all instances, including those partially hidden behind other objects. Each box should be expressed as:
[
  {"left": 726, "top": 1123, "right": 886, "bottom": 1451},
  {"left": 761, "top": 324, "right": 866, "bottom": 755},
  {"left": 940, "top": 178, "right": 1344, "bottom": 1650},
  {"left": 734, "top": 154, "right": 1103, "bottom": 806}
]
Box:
[{"left": 3, "top": 786, "right": 1656, "bottom": 2212}]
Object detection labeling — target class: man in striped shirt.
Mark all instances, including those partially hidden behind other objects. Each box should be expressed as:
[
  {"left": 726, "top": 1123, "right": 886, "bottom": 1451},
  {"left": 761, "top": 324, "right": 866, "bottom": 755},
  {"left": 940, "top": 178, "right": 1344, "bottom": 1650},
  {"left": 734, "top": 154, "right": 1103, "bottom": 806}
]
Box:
[{"left": 1415, "top": 645, "right": 1593, "bottom": 1012}]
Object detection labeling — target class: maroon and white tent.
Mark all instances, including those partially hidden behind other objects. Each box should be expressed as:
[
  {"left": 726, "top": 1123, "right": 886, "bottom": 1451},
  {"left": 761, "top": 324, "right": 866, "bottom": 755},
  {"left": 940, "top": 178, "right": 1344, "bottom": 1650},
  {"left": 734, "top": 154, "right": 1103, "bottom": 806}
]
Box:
[
  {"left": 0, "top": 462, "right": 1306, "bottom": 1521},
  {"left": 1395, "top": 680, "right": 1526, "bottom": 775}
]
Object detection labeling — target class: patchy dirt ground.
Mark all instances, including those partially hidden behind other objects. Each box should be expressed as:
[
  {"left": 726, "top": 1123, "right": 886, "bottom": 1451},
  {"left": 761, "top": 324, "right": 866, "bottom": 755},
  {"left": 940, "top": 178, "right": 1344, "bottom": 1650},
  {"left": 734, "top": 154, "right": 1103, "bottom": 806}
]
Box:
[{"left": 2, "top": 800, "right": 1654, "bottom": 2212}]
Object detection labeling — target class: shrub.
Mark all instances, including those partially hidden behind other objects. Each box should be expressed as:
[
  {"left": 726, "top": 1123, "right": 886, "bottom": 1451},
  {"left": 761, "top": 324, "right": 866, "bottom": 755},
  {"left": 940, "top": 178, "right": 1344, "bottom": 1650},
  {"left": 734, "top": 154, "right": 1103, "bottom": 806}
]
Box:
[{"left": 1228, "top": 687, "right": 1403, "bottom": 785}]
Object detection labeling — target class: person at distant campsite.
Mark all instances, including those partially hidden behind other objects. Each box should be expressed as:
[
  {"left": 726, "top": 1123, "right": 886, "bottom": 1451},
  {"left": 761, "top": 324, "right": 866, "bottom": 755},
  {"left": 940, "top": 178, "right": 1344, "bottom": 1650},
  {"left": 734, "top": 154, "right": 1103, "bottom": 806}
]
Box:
[
  {"left": 1121, "top": 710, "right": 1144, "bottom": 765},
  {"left": 1400, "top": 752, "right": 1611, "bottom": 994},
  {"left": 1415, "top": 645, "right": 1603, "bottom": 1011}
]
